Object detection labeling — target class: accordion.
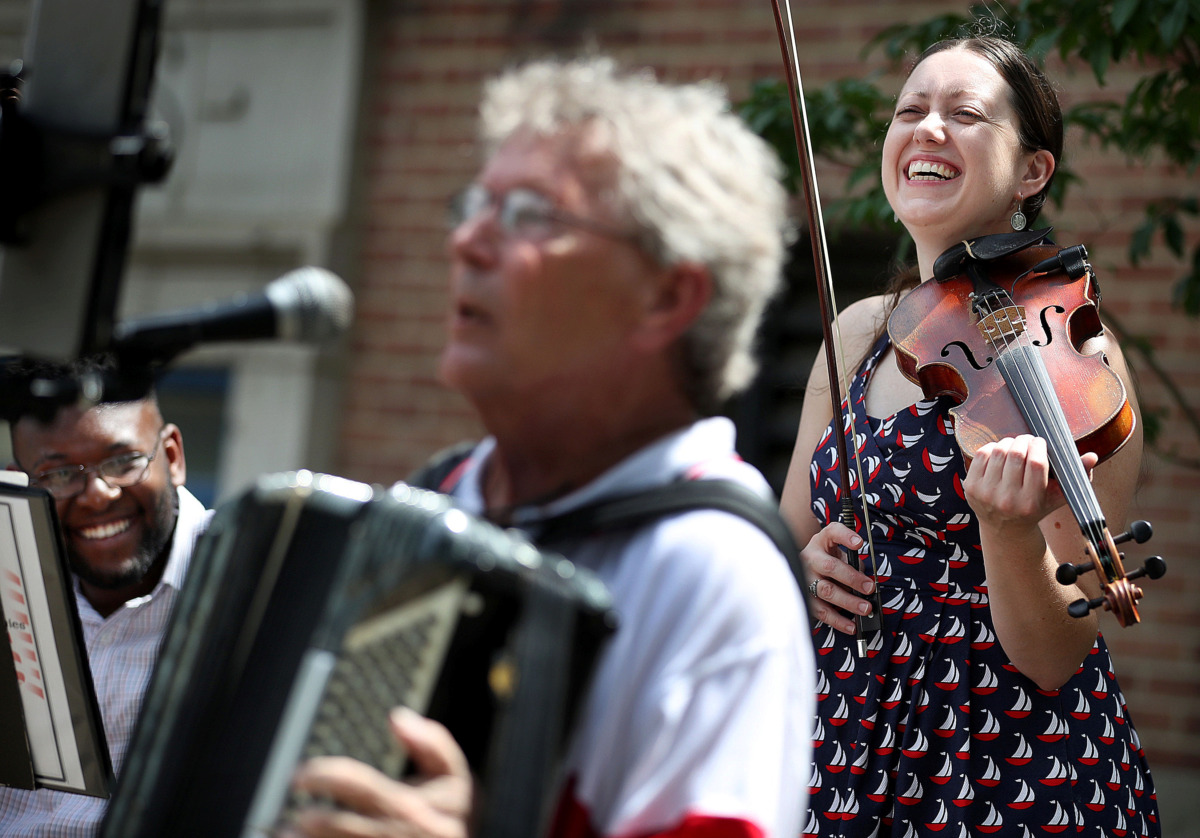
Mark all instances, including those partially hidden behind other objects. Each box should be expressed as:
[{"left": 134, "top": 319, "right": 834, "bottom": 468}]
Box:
[{"left": 101, "top": 471, "right": 614, "bottom": 838}]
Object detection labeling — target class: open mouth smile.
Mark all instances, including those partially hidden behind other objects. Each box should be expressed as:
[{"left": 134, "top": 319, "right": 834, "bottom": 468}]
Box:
[
  {"left": 78, "top": 518, "right": 133, "bottom": 541},
  {"left": 907, "top": 160, "right": 961, "bottom": 181}
]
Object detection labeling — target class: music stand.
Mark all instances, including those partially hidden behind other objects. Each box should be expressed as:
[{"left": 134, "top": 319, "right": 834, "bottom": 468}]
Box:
[{"left": 0, "top": 472, "right": 111, "bottom": 797}]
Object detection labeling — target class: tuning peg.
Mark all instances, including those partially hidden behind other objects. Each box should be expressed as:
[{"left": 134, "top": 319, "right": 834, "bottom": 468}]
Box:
[
  {"left": 1066, "top": 556, "right": 1165, "bottom": 621},
  {"left": 1068, "top": 595, "right": 1105, "bottom": 618},
  {"left": 1124, "top": 555, "right": 1167, "bottom": 582},
  {"left": 1113, "top": 520, "right": 1153, "bottom": 546},
  {"left": 1056, "top": 560, "right": 1094, "bottom": 585}
]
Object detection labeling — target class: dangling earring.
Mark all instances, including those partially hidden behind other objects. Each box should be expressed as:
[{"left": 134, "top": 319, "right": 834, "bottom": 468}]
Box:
[{"left": 1010, "top": 196, "right": 1027, "bottom": 232}]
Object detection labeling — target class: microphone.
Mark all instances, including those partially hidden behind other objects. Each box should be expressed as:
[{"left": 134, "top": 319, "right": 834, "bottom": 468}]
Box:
[{"left": 111, "top": 267, "right": 354, "bottom": 364}]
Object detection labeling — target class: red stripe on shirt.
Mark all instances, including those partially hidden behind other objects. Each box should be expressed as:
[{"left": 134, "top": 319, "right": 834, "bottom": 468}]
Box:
[{"left": 547, "top": 778, "right": 766, "bottom": 838}]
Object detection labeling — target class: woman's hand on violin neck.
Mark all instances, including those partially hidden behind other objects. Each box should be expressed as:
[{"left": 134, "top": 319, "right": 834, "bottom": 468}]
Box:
[
  {"left": 963, "top": 435, "right": 1100, "bottom": 532},
  {"left": 967, "top": 435, "right": 1104, "bottom": 689},
  {"left": 803, "top": 522, "right": 875, "bottom": 635}
]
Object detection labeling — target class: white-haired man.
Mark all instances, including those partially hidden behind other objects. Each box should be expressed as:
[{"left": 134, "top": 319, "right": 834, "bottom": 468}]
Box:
[{"left": 291, "top": 56, "right": 814, "bottom": 838}]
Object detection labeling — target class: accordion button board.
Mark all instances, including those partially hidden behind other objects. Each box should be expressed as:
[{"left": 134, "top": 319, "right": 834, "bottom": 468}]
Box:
[{"left": 100, "top": 471, "right": 615, "bottom": 838}]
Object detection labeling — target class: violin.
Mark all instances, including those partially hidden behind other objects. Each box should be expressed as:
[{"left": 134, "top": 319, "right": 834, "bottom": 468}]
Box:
[{"left": 887, "top": 229, "right": 1166, "bottom": 627}]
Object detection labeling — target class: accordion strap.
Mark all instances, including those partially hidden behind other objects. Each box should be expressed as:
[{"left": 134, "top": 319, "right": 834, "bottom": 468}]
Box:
[
  {"left": 408, "top": 440, "right": 479, "bottom": 493},
  {"left": 537, "top": 480, "right": 803, "bottom": 583},
  {"left": 411, "top": 443, "right": 806, "bottom": 590}
]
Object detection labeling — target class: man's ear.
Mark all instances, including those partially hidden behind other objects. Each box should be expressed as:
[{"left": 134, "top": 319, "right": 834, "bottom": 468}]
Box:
[
  {"left": 162, "top": 423, "right": 187, "bottom": 488},
  {"left": 633, "top": 262, "right": 713, "bottom": 352}
]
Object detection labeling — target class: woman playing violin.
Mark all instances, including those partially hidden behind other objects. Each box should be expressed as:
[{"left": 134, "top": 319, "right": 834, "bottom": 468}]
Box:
[{"left": 780, "top": 36, "right": 1161, "bottom": 837}]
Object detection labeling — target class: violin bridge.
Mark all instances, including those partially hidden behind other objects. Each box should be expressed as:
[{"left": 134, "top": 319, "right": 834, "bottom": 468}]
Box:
[{"left": 978, "top": 305, "right": 1027, "bottom": 344}]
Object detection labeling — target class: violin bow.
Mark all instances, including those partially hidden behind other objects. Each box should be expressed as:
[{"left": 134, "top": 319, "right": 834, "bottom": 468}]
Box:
[{"left": 769, "top": 0, "right": 884, "bottom": 656}]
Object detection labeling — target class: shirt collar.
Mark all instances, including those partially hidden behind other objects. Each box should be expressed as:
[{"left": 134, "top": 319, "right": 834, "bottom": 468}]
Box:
[
  {"left": 97, "top": 485, "right": 211, "bottom": 611},
  {"left": 454, "top": 416, "right": 754, "bottom": 524},
  {"left": 159, "top": 485, "right": 211, "bottom": 592}
]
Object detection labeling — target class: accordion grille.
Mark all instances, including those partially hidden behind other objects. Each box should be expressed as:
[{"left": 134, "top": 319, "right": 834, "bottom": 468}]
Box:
[{"left": 255, "top": 578, "right": 470, "bottom": 834}]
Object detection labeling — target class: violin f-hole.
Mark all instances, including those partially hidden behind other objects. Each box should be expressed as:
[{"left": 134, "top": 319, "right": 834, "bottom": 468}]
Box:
[
  {"left": 940, "top": 340, "right": 991, "bottom": 371},
  {"left": 1031, "top": 304, "right": 1065, "bottom": 348}
]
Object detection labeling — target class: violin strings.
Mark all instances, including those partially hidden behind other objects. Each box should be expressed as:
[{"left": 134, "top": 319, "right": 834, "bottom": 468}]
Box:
[
  {"left": 978, "top": 291, "right": 1090, "bottom": 511},
  {"left": 982, "top": 293, "right": 1106, "bottom": 543},
  {"left": 976, "top": 291, "right": 1108, "bottom": 551}
]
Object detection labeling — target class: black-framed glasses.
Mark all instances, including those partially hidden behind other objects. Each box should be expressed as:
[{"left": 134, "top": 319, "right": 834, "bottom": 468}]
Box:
[
  {"left": 447, "top": 184, "right": 639, "bottom": 244},
  {"left": 26, "top": 428, "right": 166, "bottom": 500}
]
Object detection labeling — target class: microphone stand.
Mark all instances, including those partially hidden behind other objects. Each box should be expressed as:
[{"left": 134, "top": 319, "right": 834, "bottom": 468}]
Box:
[{"left": 0, "top": 0, "right": 173, "bottom": 406}]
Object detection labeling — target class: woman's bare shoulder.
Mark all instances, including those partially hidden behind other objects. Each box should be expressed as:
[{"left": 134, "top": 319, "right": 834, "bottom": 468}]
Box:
[{"left": 833, "top": 294, "right": 893, "bottom": 354}]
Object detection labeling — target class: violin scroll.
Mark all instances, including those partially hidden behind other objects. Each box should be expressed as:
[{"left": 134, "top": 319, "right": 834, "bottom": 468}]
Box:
[
  {"left": 1066, "top": 561, "right": 1167, "bottom": 623},
  {"left": 1056, "top": 519, "right": 1168, "bottom": 627}
]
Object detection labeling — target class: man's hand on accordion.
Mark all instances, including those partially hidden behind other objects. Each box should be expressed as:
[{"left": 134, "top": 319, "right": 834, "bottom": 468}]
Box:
[{"left": 284, "top": 707, "right": 473, "bottom": 838}]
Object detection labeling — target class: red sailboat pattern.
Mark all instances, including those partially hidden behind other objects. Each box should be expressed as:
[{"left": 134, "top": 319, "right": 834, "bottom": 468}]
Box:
[
  {"left": 972, "top": 663, "right": 999, "bottom": 694},
  {"left": 977, "top": 757, "right": 1002, "bottom": 788},
  {"left": 1007, "top": 780, "right": 1036, "bottom": 810},
  {"left": 1004, "top": 734, "right": 1034, "bottom": 767},
  {"left": 933, "top": 708, "right": 957, "bottom": 739},
  {"left": 951, "top": 776, "right": 973, "bottom": 807},
  {"left": 929, "top": 753, "right": 955, "bottom": 784},
  {"left": 1039, "top": 756, "right": 1070, "bottom": 787},
  {"left": 850, "top": 742, "right": 871, "bottom": 776},
  {"left": 806, "top": 336, "right": 1160, "bottom": 837},
  {"left": 1005, "top": 687, "right": 1033, "bottom": 719}
]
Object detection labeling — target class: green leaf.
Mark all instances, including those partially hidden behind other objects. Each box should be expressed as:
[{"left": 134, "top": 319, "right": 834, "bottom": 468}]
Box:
[
  {"left": 1159, "top": 0, "right": 1190, "bottom": 47},
  {"left": 1164, "top": 216, "right": 1185, "bottom": 257},
  {"left": 1130, "top": 221, "right": 1155, "bottom": 264},
  {"left": 1173, "top": 247, "right": 1200, "bottom": 316},
  {"left": 1141, "top": 408, "right": 1163, "bottom": 446},
  {"left": 1028, "top": 26, "right": 1063, "bottom": 59},
  {"left": 1084, "top": 39, "right": 1111, "bottom": 85},
  {"left": 1111, "top": 0, "right": 1139, "bottom": 33}
]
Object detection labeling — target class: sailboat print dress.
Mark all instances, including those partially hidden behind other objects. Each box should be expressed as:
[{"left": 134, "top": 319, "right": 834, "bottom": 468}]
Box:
[{"left": 804, "top": 333, "right": 1160, "bottom": 838}]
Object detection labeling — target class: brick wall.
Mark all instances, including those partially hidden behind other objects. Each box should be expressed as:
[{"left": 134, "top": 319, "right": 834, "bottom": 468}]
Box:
[{"left": 336, "top": 0, "right": 1199, "bottom": 814}]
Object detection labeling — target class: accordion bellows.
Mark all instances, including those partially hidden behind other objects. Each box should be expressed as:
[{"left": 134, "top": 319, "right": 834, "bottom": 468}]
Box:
[{"left": 101, "top": 471, "right": 614, "bottom": 838}]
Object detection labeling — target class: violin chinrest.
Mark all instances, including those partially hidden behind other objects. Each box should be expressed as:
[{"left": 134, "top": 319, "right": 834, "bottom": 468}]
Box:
[{"left": 933, "top": 228, "right": 1053, "bottom": 282}]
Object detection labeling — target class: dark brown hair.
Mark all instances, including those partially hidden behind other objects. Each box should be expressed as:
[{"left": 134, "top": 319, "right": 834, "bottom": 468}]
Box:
[{"left": 868, "top": 37, "right": 1064, "bottom": 366}]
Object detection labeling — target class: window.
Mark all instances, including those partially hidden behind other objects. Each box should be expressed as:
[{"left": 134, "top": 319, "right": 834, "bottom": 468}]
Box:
[
  {"left": 730, "top": 230, "right": 899, "bottom": 494},
  {"left": 155, "top": 366, "right": 231, "bottom": 509}
]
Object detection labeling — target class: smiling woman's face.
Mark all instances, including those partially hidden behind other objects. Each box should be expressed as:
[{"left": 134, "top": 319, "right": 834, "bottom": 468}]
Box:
[{"left": 882, "top": 47, "right": 1043, "bottom": 248}]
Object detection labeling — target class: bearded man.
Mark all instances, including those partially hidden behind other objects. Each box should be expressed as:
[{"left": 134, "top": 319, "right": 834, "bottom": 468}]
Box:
[{"left": 1, "top": 376, "right": 211, "bottom": 837}]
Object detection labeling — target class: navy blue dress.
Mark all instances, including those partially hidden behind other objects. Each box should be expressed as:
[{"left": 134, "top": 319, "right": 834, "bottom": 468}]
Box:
[{"left": 804, "top": 333, "right": 1160, "bottom": 837}]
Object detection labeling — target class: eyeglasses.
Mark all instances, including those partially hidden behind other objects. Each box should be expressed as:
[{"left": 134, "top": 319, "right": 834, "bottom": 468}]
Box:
[
  {"left": 447, "top": 184, "right": 639, "bottom": 244},
  {"left": 26, "top": 429, "right": 166, "bottom": 500}
]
